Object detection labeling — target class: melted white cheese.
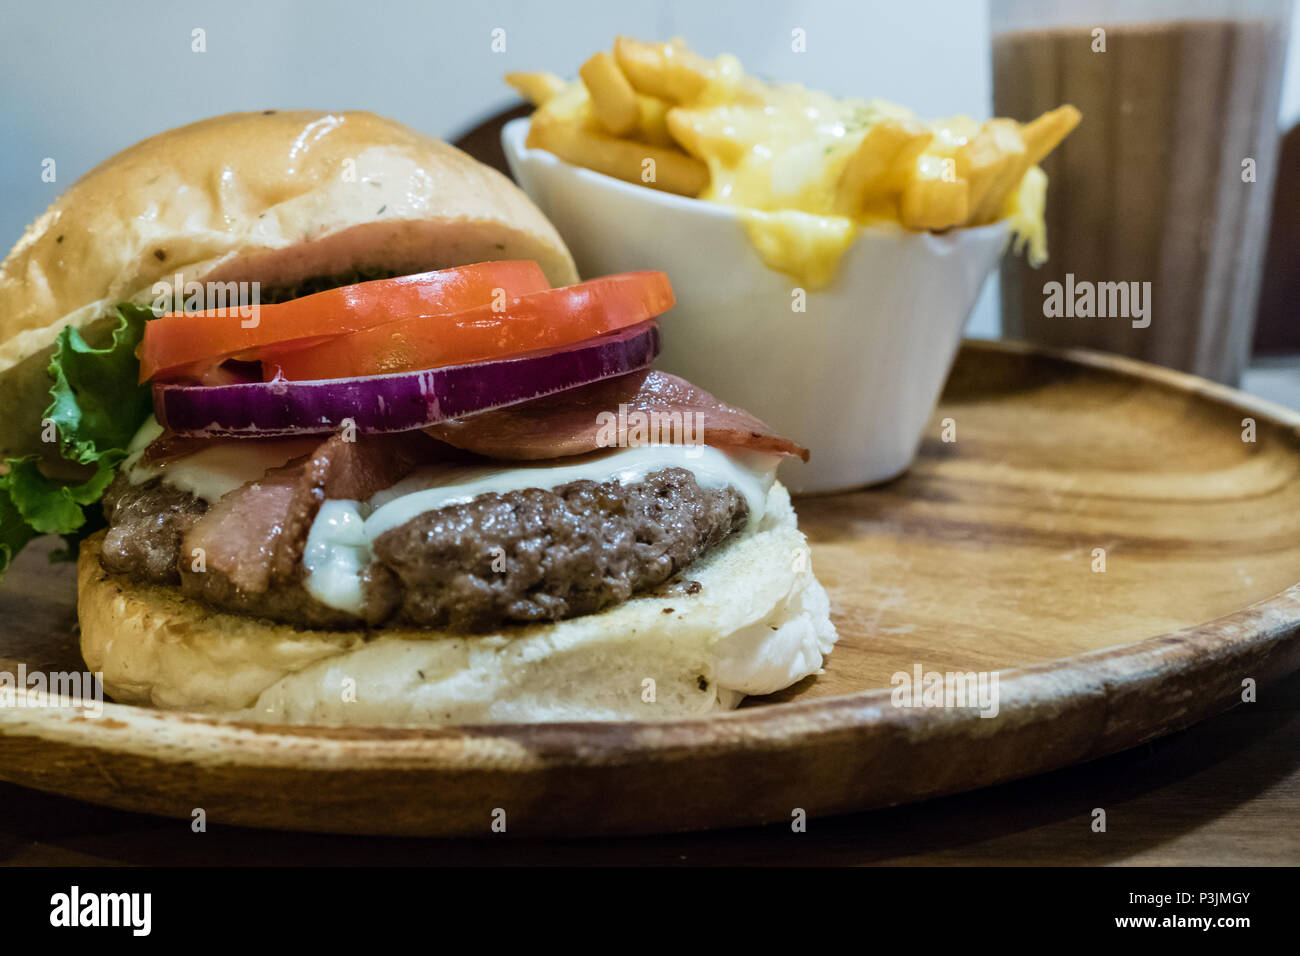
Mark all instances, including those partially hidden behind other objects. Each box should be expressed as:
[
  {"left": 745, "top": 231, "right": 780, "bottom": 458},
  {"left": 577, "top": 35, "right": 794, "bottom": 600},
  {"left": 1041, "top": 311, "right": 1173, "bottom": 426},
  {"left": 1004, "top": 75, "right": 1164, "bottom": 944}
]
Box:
[
  {"left": 302, "top": 500, "right": 371, "bottom": 616},
  {"left": 367, "top": 444, "right": 772, "bottom": 539},
  {"left": 303, "top": 444, "right": 777, "bottom": 616},
  {"left": 123, "top": 415, "right": 320, "bottom": 502}
]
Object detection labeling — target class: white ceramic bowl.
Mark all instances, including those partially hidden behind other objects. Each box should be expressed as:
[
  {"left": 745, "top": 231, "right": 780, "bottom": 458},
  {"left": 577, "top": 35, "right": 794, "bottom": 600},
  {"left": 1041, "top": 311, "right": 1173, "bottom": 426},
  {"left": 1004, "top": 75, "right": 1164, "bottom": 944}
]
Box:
[{"left": 502, "top": 117, "right": 1009, "bottom": 494}]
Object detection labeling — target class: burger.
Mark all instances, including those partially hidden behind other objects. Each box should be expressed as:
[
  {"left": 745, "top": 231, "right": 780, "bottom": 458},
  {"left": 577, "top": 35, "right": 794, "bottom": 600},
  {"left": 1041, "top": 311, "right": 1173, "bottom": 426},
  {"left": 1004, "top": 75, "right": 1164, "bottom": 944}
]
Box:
[{"left": 0, "top": 110, "right": 836, "bottom": 725}]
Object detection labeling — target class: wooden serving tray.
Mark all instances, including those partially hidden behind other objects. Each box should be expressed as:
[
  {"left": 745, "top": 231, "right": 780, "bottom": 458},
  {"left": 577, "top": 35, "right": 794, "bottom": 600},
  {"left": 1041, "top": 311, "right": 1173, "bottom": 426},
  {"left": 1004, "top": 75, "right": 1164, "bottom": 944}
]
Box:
[{"left": 2, "top": 340, "right": 1299, "bottom": 837}]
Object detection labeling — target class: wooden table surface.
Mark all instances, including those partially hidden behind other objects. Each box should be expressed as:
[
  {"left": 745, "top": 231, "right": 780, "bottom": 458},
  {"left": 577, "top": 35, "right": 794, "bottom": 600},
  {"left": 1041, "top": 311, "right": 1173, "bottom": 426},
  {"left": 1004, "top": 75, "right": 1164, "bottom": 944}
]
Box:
[{"left": 1, "top": 663, "right": 1295, "bottom": 866}]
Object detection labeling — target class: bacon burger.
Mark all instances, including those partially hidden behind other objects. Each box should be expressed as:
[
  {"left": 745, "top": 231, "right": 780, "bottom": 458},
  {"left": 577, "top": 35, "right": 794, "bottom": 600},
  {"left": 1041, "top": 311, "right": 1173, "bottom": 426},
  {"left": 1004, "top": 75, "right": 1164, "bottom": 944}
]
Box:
[{"left": 0, "top": 110, "right": 836, "bottom": 725}]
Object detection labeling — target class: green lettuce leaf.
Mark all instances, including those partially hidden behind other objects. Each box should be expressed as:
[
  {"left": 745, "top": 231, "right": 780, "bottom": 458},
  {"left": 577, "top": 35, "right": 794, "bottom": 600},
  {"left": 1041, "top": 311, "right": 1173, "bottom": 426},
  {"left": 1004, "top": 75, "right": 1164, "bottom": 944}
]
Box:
[
  {"left": 45, "top": 303, "right": 153, "bottom": 462},
  {"left": 0, "top": 303, "right": 153, "bottom": 576}
]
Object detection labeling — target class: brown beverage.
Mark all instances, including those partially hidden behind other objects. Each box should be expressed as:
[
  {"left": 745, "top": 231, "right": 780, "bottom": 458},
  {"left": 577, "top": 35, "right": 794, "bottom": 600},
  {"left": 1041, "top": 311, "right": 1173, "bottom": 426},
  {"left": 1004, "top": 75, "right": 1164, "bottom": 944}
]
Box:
[{"left": 994, "top": 18, "right": 1288, "bottom": 384}]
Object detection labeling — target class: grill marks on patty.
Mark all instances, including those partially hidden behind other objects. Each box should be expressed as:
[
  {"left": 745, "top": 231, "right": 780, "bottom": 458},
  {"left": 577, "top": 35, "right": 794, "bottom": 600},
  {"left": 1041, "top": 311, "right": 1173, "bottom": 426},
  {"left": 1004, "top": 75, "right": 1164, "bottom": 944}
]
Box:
[
  {"left": 99, "top": 461, "right": 748, "bottom": 632},
  {"left": 372, "top": 467, "right": 747, "bottom": 631}
]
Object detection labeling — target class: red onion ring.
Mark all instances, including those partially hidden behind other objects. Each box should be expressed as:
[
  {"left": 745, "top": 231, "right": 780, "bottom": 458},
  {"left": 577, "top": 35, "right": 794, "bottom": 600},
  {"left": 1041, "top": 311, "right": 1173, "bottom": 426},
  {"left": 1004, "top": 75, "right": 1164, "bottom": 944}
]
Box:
[{"left": 154, "top": 321, "right": 661, "bottom": 438}]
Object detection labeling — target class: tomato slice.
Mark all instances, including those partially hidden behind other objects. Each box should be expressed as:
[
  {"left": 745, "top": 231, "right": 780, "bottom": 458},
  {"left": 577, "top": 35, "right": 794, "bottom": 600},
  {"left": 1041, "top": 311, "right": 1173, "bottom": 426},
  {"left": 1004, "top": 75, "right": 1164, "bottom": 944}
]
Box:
[
  {"left": 263, "top": 271, "right": 675, "bottom": 381},
  {"left": 139, "top": 261, "right": 551, "bottom": 383}
]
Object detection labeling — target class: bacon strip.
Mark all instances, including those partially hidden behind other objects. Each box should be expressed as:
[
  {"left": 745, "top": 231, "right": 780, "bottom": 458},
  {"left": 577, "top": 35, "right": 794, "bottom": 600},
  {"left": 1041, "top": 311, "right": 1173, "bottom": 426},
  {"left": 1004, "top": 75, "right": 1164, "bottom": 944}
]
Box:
[
  {"left": 180, "top": 431, "right": 446, "bottom": 594},
  {"left": 425, "top": 370, "right": 809, "bottom": 462}
]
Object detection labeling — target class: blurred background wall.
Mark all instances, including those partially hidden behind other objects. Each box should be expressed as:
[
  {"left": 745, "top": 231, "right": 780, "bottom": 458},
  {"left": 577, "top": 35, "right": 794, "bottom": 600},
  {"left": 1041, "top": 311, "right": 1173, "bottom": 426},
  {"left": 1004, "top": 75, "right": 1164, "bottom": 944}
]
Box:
[{"left": 3, "top": 0, "right": 1299, "bottom": 338}]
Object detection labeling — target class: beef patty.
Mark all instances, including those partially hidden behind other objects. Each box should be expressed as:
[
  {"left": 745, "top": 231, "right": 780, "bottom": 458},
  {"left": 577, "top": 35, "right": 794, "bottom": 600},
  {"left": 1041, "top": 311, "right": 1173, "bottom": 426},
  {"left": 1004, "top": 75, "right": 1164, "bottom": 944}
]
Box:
[
  {"left": 101, "top": 477, "right": 206, "bottom": 583},
  {"left": 99, "top": 467, "right": 748, "bottom": 632}
]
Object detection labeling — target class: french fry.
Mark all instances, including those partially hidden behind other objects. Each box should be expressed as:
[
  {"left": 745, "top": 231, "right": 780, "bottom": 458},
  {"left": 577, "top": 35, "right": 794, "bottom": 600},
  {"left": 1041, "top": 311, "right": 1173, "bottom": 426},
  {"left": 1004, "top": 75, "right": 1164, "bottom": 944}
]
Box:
[
  {"left": 614, "top": 35, "right": 712, "bottom": 104},
  {"left": 635, "top": 95, "right": 677, "bottom": 147},
  {"left": 836, "top": 118, "right": 933, "bottom": 214},
  {"left": 963, "top": 106, "right": 1079, "bottom": 224},
  {"left": 956, "top": 118, "right": 1027, "bottom": 224},
  {"left": 579, "top": 52, "right": 639, "bottom": 136},
  {"left": 504, "top": 71, "right": 568, "bottom": 107},
  {"left": 663, "top": 107, "right": 705, "bottom": 157},
  {"left": 1020, "top": 105, "right": 1081, "bottom": 166},
  {"left": 527, "top": 112, "right": 708, "bottom": 195},
  {"left": 899, "top": 155, "right": 969, "bottom": 231},
  {"left": 661, "top": 107, "right": 737, "bottom": 166}
]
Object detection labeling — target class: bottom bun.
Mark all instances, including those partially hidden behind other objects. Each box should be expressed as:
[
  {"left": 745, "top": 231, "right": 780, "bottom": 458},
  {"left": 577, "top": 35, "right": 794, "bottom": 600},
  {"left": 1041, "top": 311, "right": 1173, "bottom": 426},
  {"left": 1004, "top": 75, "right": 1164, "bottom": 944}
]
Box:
[{"left": 78, "top": 482, "right": 837, "bottom": 725}]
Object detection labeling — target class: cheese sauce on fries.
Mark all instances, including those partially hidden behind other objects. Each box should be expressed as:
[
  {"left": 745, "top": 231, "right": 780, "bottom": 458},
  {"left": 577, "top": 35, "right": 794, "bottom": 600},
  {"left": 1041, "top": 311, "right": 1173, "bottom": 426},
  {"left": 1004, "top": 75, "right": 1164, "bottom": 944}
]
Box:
[{"left": 509, "top": 37, "right": 1079, "bottom": 288}]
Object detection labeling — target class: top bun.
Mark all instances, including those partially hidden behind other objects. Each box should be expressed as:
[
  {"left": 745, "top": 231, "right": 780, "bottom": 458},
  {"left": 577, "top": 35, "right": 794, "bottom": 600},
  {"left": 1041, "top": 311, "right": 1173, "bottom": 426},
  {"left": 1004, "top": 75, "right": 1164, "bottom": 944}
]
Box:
[{"left": 0, "top": 109, "right": 579, "bottom": 462}]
